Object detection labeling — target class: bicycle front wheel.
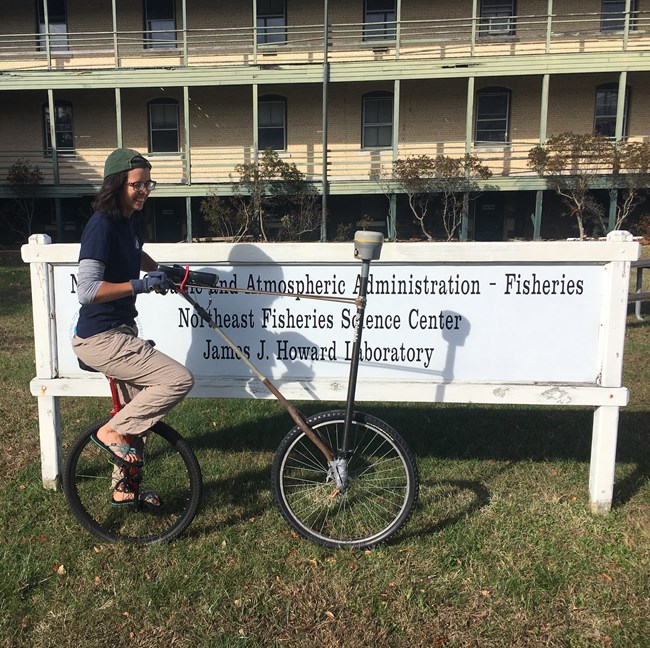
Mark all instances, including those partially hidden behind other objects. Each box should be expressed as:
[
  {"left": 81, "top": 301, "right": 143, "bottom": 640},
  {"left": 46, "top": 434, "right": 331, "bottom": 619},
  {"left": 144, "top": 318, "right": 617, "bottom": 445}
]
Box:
[
  {"left": 63, "top": 419, "right": 202, "bottom": 545},
  {"left": 272, "top": 410, "right": 419, "bottom": 549}
]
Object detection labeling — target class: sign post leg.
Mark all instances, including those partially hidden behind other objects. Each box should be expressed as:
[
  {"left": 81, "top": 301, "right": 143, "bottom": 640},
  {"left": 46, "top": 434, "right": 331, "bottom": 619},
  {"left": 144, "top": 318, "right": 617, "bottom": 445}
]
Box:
[
  {"left": 26, "top": 234, "right": 61, "bottom": 489},
  {"left": 37, "top": 395, "right": 62, "bottom": 489},
  {"left": 589, "top": 405, "right": 619, "bottom": 514}
]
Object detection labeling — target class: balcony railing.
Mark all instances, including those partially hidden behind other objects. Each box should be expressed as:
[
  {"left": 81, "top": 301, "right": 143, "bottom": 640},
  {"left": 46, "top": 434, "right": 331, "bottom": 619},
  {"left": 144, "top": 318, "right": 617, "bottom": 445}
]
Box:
[
  {"left": 3, "top": 138, "right": 645, "bottom": 190},
  {"left": 0, "top": 10, "right": 648, "bottom": 72}
]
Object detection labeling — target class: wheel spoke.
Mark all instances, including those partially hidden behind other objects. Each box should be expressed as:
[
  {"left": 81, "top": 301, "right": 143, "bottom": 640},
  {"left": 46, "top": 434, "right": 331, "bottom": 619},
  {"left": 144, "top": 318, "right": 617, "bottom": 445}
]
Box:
[
  {"left": 273, "top": 410, "right": 418, "bottom": 549},
  {"left": 64, "top": 421, "right": 202, "bottom": 545}
]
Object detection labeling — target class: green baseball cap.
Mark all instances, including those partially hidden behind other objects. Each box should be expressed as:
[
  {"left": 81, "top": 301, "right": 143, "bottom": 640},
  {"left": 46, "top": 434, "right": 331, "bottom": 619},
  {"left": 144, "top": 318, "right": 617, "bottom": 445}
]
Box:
[{"left": 103, "top": 148, "right": 152, "bottom": 179}]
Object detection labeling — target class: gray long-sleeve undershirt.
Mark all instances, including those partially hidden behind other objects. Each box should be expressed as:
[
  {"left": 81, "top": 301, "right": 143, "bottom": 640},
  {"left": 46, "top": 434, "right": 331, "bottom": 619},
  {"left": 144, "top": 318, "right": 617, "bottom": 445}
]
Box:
[{"left": 76, "top": 258, "right": 106, "bottom": 304}]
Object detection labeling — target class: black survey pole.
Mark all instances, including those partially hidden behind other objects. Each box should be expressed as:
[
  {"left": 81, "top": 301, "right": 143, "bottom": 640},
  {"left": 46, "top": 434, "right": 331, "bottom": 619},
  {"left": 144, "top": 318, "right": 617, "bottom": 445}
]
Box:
[
  {"left": 341, "top": 258, "right": 371, "bottom": 451},
  {"left": 341, "top": 231, "right": 384, "bottom": 452}
]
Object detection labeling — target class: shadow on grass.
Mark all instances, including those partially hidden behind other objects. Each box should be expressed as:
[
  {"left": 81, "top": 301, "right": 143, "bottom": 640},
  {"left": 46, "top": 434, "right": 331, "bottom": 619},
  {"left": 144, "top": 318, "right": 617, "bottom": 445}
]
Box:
[
  {"left": 183, "top": 466, "right": 273, "bottom": 539},
  {"left": 185, "top": 403, "right": 649, "bottom": 513},
  {"left": 397, "top": 478, "right": 492, "bottom": 544},
  {"left": 186, "top": 404, "right": 628, "bottom": 461},
  {"left": 185, "top": 468, "right": 495, "bottom": 546}
]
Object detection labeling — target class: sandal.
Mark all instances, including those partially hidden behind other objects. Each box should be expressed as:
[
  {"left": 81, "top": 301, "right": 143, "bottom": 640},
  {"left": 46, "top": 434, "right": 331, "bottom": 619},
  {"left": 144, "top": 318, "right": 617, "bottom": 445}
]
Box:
[
  {"left": 111, "top": 469, "right": 162, "bottom": 509},
  {"left": 111, "top": 490, "right": 163, "bottom": 509},
  {"left": 90, "top": 433, "right": 143, "bottom": 468}
]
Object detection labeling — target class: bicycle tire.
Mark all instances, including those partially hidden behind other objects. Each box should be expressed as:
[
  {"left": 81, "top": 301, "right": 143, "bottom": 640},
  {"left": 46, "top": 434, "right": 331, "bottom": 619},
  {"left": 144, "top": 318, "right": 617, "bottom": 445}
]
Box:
[
  {"left": 272, "top": 410, "right": 419, "bottom": 549},
  {"left": 63, "top": 418, "right": 202, "bottom": 545}
]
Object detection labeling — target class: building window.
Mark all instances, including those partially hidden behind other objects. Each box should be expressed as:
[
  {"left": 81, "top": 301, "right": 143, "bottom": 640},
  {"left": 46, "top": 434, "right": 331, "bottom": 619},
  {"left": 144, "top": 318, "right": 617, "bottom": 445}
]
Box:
[
  {"left": 363, "top": 0, "right": 397, "bottom": 41},
  {"left": 148, "top": 99, "right": 180, "bottom": 152},
  {"left": 362, "top": 91, "right": 393, "bottom": 148},
  {"left": 601, "top": 0, "right": 638, "bottom": 32},
  {"left": 257, "top": 0, "right": 287, "bottom": 45},
  {"left": 144, "top": 0, "right": 176, "bottom": 49},
  {"left": 479, "top": 0, "right": 516, "bottom": 37},
  {"left": 259, "top": 95, "right": 287, "bottom": 151},
  {"left": 43, "top": 100, "right": 74, "bottom": 153},
  {"left": 594, "top": 83, "right": 629, "bottom": 137},
  {"left": 37, "top": 0, "right": 68, "bottom": 51},
  {"left": 475, "top": 87, "right": 511, "bottom": 143}
]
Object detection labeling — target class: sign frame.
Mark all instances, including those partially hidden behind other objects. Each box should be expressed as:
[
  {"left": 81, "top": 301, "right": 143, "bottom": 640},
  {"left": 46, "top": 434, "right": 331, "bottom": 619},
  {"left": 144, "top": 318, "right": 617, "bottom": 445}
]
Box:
[{"left": 21, "top": 231, "right": 639, "bottom": 514}]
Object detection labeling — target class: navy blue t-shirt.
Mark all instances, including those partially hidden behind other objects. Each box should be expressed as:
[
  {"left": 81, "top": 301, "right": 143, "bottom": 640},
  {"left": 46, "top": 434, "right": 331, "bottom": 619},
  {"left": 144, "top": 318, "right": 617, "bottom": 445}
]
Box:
[{"left": 76, "top": 211, "right": 143, "bottom": 338}]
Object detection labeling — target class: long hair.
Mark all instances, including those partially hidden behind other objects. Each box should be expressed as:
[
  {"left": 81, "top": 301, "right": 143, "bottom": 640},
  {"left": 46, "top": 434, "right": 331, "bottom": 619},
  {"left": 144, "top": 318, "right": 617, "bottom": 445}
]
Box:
[{"left": 91, "top": 172, "right": 127, "bottom": 220}]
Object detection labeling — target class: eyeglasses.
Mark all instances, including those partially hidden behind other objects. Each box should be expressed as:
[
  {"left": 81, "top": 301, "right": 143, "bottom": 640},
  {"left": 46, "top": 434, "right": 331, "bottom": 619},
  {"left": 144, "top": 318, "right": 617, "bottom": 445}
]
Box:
[{"left": 126, "top": 180, "right": 157, "bottom": 192}]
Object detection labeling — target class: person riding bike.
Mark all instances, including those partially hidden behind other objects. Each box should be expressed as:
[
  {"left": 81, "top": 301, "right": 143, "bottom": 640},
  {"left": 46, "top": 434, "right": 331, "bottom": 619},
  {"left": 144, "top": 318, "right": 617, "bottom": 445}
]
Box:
[{"left": 72, "top": 148, "right": 193, "bottom": 506}]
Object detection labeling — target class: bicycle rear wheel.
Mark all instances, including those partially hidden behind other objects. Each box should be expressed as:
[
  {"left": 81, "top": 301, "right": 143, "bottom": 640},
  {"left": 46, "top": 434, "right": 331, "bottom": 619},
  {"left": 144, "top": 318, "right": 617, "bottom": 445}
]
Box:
[
  {"left": 63, "top": 418, "right": 202, "bottom": 545},
  {"left": 272, "top": 410, "right": 419, "bottom": 549}
]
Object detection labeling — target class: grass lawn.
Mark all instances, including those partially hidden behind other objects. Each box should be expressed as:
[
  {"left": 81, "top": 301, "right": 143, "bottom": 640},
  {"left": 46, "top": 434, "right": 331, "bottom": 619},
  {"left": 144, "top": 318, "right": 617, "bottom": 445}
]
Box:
[{"left": 0, "top": 247, "right": 648, "bottom": 648}]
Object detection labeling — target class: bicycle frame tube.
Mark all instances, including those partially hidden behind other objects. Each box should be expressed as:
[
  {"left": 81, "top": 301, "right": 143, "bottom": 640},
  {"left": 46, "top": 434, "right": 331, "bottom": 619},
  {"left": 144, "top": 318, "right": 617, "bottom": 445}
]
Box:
[
  {"left": 108, "top": 377, "right": 123, "bottom": 415},
  {"left": 341, "top": 258, "right": 371, "bottom": 454},
  {"left": 179, "top": 291, "right": 335, "bottom": 463}
]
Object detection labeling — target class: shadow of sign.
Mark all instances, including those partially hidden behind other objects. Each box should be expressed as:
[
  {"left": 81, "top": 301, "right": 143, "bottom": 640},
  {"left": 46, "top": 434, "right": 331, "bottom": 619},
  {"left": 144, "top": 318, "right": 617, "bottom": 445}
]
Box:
[{"left": 181, "top": 244, "right": 326, "bottom": 398}]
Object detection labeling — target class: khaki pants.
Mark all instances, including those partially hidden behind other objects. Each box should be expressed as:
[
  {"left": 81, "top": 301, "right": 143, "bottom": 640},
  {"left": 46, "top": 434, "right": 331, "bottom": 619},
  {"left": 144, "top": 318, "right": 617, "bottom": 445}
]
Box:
[{"left": 72, "top": 325, "right": 194, "bottom": 437}]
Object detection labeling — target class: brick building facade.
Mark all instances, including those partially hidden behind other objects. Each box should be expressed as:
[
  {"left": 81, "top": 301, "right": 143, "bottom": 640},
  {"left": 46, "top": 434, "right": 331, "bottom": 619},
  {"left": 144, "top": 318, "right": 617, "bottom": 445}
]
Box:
[{"left": 0, "top": 1, "right": 647, "bottom": 242}]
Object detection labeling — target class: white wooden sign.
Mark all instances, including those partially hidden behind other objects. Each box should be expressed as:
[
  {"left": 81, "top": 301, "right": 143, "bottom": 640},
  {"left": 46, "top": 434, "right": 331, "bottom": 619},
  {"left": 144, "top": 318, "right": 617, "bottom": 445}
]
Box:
[
  {"left": 54, "top": 263, "right": 604, "bottom": 384},
  {"left": 22, "top": 231, "right": 639, "bottom": 516}
]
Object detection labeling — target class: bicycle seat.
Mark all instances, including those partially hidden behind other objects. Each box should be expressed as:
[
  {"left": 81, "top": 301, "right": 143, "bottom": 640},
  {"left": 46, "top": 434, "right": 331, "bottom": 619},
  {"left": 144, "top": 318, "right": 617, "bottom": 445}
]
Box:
[{"left": 78, "top": 359, "right": 99, "bottom": 373}]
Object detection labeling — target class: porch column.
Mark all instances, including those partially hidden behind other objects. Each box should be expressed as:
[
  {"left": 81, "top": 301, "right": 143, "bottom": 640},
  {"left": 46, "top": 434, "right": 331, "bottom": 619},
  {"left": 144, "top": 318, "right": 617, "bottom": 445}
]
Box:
[
  {"left": 321, "top": 0, "right": 330, "bottom": 241},
  {"left": 253, "top": 83, "right": 259, "bottom": 163},
  {"left": 534, "top": 73, "right": 550, "bottom": 240},
  {"left": 470, "top": 0, "right": 478, "bottom": 56},
  {"left": 114, "top": 88, "right": 123, "bottom": 147},
  {"left": 181, "top": 0, "right": 188, "bottom": 64},
  {"left": 253, "top": 0, "right": 258, "bottom": 64},
  {"left": 623, "top": 0, "right": 632, "bottom": 51},
  {"left": 111, "top": 0, "right": 118, "bottom": 66},
  {"left": 609, "top": 70, "right": 629, "bottom": 231},
  {"left": 183, "top": 86, "right": 192, "bottom": 241},
  {"left": 395, "top": 0, "right": 402, "bottom": 59},
  {"left": 42, "top": 0, "right": 52, "bottom": 67},
  {"left": 545, "top": 0, "right": 553, "bottom": 53},
  {"left": 46, "top": 89, "right": 59, "bottom": 185},
  {"left": 462, "top": 76, "right": 475, "bottom": 241},
  {"left": 388, "top": 78, "right": 400, "bottom": 241}
]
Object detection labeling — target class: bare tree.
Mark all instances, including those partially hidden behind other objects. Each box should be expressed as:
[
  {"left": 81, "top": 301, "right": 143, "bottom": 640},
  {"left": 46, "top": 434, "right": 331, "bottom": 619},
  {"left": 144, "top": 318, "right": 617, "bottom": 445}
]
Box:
[
  {"left": 199, "top": 195, "right": 243, "bottom": 240},
  {"left": 1, "top": 159, "right": 43, "bottom": 242},
  {"left": 200, "top": 149, "right": 320, "bottom": 242},
  {"left": 528, "top": 133, "right": 613, "bottom": 239},
  {"left": 392, "top": 154, "right": 492, "bottom": 241},
  {"left": 606, "top": 140, "right": 650, "bottom": 231}
]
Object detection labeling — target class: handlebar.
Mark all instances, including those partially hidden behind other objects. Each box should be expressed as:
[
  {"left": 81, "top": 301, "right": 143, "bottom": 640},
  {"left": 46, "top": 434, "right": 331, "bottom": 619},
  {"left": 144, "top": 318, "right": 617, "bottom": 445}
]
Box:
[{"left": 157, "top": 264, "right": 220, "bottom": 288}]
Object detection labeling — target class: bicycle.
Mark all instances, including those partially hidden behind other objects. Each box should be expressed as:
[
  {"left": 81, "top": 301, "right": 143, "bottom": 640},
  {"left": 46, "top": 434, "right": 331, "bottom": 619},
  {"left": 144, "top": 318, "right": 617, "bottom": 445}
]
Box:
[
  {"left": 63, "top": 231, "right": 419, "bottom": 548},
  {"left": 62, "top": 358, "right": 203, "bottom": 545}
]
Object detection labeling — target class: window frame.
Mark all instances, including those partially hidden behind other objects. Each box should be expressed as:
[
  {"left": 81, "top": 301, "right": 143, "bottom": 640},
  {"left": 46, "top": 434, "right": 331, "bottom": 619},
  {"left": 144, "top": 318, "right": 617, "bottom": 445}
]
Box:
[
  {"left": 601, "top": 0, "right": 638, "bottom": 32},
  {"left": 257, "top": 0, "right": 287, "bottom": 45},
  {"left": 42, "top": 100, "right": 75, "bottom": 155},
  {"left": 479, "top": 0, "right": 516, "bottom": 38},
  {"left": 148, "top": 98, "right": 180, "bottom": 153},
  {"left": 363, "top": 0, "right": 397, "bottom": 42},
  {"left": 594, "top": 82, "right": 630, "bottom": 138},
  {"left": 258, "top": 94, "right": 287, "bottom": 152},
  {"left": 361, "top": 91, "right": 394, "bottom": 149},
  {"left": 36, "top": 0, "right": 69, "bottom": 52},
  {"left": 143, "top": 0, "right": 177, "bottom": 50},
  {"left": 475, "top": 86, "right": 511, "bottom": 144}
]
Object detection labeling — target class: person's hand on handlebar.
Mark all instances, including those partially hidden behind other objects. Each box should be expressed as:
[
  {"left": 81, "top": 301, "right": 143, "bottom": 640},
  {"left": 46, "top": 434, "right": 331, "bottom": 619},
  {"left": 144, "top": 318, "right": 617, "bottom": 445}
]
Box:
[
  {"left": 156, "top": 264, "right": 219, "bottom": 289},
  {"left": 131, "top": 271, "right": 171, "bottom": 295}
]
